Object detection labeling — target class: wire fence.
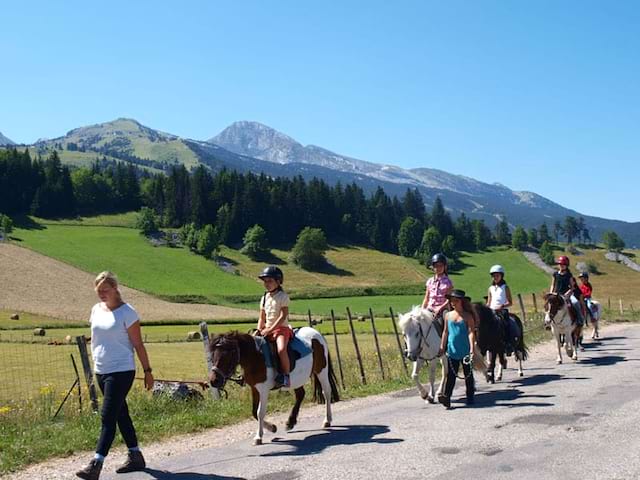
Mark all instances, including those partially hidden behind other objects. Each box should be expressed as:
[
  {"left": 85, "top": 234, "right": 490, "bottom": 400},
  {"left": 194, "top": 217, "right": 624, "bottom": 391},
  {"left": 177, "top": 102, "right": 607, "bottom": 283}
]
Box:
[{"left": 1, "top": 298, "right": 637, "bottom": 419}]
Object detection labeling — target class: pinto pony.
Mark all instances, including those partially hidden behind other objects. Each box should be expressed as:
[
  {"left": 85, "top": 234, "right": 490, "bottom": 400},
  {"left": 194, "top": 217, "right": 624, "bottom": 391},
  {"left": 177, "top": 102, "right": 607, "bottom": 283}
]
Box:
[
  {"left": 588, "top": 299, "right": 602, "bottom": 339},
  {"left": 208, "top": 327, "right": 339, "bottom": 445},
  {"left": 397, "top": 306, "right": 446, "bottom": 403},
  {"left": 474, "top": 304, "right": 528, "bottom": 382},
  {"left": 544, "top": 293, "right": 578, "bottom": 363}
]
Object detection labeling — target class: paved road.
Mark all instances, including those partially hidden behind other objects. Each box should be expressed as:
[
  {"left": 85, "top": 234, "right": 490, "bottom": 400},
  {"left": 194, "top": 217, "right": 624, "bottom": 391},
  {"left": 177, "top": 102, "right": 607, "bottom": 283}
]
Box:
[{"left": 105, "top": 325, "right": 640, "bottom": 480}]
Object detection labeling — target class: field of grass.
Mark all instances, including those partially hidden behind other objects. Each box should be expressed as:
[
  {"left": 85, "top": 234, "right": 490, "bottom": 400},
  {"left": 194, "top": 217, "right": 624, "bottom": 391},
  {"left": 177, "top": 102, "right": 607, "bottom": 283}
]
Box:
[
  {"left": 12, "top": 224, "right": 263, "bottom": 302},
  {"left": 29, "top": 211, "right": 139, "bottom": 228}
]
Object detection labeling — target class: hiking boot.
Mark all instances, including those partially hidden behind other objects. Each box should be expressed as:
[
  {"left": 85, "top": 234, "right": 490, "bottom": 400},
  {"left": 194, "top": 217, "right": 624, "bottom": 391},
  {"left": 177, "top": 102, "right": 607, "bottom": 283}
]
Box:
[
  {"left": 438, "top": 394, "right": 451, "bottom": 409},
  {"left": 76, "top": 459, "right": 102, "bottom": 480},
  {"left": 115, "top": 450, "right": 146, "bottom": 473}
]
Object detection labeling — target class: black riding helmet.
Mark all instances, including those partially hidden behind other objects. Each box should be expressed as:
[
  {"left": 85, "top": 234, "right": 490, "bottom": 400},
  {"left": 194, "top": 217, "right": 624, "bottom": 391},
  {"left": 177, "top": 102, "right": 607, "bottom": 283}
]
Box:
[
  {"left": 258, "top": 265, "right": 284, "bottom": 284},
  {"left": 430, "top": 253, "right": 448, "bottom": 266},
  {"left": 578, "top": 271, "right": 589, "bottom": 279}
]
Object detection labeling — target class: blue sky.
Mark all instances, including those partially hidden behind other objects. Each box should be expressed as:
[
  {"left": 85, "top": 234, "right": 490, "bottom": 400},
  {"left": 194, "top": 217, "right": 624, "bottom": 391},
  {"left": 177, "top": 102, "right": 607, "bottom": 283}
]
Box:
[{"left": 1, "top": 1, "right": 639, "bottom": 222}]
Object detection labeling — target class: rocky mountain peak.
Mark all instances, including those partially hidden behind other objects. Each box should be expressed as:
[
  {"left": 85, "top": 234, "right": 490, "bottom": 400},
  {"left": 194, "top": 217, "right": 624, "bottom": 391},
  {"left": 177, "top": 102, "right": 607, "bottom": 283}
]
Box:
[{"left": 0, "top": 131, "right": 15, "bottom": 146}]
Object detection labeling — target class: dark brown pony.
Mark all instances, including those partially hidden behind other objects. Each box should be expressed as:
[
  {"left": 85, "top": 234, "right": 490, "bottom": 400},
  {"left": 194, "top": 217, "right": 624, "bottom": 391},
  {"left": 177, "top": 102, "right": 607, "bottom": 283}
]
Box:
[{"left": 208, "top": 328, "right": 339, "bottom": 445}]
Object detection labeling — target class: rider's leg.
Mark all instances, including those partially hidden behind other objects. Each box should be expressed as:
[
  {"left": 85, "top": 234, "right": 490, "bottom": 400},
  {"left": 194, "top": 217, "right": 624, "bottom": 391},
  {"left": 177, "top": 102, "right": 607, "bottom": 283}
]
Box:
[{"left": 276, "top": 334, "right": 290, "bottom": 386}]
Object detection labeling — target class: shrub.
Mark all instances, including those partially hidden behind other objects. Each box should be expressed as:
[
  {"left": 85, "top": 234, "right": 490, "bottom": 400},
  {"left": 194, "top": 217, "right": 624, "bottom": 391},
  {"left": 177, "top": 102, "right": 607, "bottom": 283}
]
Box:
[
  {"left": 135, "top": 207, "right": 159, "bottom": 235},
  {"left": 539, "top": 241, "right": 555, "bottom": 265},
  {"left": 290, "top": 227, "right": 328, "bottom": 270},
  {"left": 240, "top": 224, "right": 270, "bottom": 259}
]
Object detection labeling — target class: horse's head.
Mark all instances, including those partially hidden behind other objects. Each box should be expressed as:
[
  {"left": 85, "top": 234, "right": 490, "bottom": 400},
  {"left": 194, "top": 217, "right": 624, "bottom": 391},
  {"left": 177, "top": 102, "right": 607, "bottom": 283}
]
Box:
[
  {"left": 544, "top": 293, "right": 566, "bottom": 324},
  {"left": 398, "top": 306, "right": 433, "bottom": 362},
  {"left": 208, "top": 333, "right": 241, "bottom": 390}
]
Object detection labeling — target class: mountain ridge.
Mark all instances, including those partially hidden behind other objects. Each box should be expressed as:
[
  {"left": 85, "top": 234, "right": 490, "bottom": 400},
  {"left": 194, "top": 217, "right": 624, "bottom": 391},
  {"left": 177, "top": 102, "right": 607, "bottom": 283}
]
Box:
[{"left": 6, "top": 117, "right": 638, "bottom": 245}]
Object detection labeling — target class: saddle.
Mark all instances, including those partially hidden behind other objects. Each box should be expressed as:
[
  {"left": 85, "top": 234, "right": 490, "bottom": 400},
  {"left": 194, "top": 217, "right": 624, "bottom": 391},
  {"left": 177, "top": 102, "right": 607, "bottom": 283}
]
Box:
[{"left": 254, "top": 330, "right": 312, "bottom": 375}]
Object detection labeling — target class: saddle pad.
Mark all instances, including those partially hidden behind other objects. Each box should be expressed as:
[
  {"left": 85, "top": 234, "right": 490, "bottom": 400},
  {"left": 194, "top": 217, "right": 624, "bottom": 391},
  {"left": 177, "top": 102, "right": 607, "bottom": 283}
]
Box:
[{"left": 254, "top": 331, "right": 312, "bottom": 370}]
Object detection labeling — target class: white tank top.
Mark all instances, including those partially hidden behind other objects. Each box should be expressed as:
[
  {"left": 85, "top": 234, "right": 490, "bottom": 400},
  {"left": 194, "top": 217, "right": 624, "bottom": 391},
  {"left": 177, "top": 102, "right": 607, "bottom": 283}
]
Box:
[{"left": 489, "top": 284, "right": 508, "bottom": 309}]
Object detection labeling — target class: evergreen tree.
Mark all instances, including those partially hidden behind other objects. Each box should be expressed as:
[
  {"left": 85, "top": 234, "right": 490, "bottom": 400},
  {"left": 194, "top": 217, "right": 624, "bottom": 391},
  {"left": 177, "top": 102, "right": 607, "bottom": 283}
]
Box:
[
  {"left": 430, "top": 197, "right": 453, "bottom": 237},
  {"left": 494, "top": 217, "right": 511, "bottom": 245},
  {"left": 402, "top": 188, "right": 426, "bottom": 222},
  {"left": 472, "top": 219, "right": 492, "bottom": 250},
  {"left": 135, "top": 207, "right": 159, "bottom": 236},
  {"left": 602, "top": 231, "right": 625, "bottom": 252},
  {"left": 563, "top": 216, "right": 580, "bottom": 244},
  {"left": 527, "top": 228, "right": 539, "bottom": 248},
  {"left": 539, "top": 223, "right": 552, "bottom": 243},
  {"left": 397, "top": 217, "right": 423, "bottom": 257},
  {"left": 418, "top": 226, "right": 442, "bottom": 264},
  {"left": 454, "top": 213, "right": 474, "bottom": 250},
  {"left": 553, "top": 221, "right": 563, "bottom": 243},
  {"left": 512, "top": 226, "right": 528, "bottom": 250}
]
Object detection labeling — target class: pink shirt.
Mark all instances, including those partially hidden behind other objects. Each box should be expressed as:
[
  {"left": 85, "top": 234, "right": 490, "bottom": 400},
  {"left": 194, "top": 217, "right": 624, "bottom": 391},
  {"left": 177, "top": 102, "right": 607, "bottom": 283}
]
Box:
[{"left": 426, "top": 275, "right": 453, "bottom": 310}]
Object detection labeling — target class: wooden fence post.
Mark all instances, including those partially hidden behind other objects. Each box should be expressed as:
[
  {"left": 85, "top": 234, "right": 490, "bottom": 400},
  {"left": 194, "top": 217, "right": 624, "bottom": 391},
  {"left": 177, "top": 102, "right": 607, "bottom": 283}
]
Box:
[
  {"left": 619, "top": 299, "right": 624, "bottom": 315},
  {"left": 75, "top": 335, "right": 99, "bottom": 412},
  {"left": 389, "top": 307, "right": 408, "bottom": 376},
  {"left": 346, "top": 307, "right": 366, "bottom": 385},
  {"left": 517, "top": 293, "right": 527, "bottom": 322},
  {"left": 307, "top": 309, "right": 313, "bottom": 327},
  {"left": 532, "top": 293, "right": 538, "bottom": 313},
  {"left": 608, "top": 297, "right": 611, "bottom": 310},
  {"left": 369, "top": 308, "right": 385, "bottom": 380},
  {"left": 199, "top": 322, "right": 220, "bottom": 399},
  {"left": 330, "top": 310, "right": 346, "bottom": 389}
]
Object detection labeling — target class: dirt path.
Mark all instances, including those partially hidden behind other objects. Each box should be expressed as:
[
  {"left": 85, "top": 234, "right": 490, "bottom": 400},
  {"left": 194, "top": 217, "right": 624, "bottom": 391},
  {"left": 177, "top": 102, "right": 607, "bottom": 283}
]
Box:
[
  {"left": 3, "top": 322, "right": 632, "bottom": 480},
  {"left": 0, "top": 243, "right": 254, "bottom": 322}
]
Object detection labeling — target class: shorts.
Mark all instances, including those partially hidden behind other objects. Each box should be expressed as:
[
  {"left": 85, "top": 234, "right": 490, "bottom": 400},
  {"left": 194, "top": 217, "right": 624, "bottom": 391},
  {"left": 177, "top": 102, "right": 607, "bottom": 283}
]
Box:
[{"left": 266, "top": 326, "right": 294, "bottom": 343}]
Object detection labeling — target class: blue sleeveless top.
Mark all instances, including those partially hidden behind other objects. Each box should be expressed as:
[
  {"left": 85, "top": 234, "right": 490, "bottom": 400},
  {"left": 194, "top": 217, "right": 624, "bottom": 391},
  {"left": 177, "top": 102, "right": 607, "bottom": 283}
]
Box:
[{"left": 446, "top": 313, "right": 471, "bottom": 360}]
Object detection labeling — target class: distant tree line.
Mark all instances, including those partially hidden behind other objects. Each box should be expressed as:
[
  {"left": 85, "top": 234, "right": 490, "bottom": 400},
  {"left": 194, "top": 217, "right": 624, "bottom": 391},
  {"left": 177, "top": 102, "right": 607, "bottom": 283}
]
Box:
[{"left": 2, "top": 148, "right": 616, "bottom": 265}]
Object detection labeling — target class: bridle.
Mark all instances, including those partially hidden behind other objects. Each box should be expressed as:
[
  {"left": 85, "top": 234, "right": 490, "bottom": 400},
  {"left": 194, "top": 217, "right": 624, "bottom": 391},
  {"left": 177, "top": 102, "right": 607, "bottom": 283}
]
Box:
[
  {"left": 209, "top": 336, "right": 245, "bottom": 390},
  {"left": 546, "top": 294, "right": 570, "bottom": 326},
  {"left": 407, "top": 315, "right": 440, "bottom": 362}
]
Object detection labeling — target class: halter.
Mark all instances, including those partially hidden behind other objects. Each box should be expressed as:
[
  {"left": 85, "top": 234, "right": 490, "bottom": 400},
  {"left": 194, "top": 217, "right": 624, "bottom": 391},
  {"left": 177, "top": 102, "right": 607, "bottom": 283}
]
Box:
[{"left": 210, "top": 337, "right": 245, "bottom": 390}]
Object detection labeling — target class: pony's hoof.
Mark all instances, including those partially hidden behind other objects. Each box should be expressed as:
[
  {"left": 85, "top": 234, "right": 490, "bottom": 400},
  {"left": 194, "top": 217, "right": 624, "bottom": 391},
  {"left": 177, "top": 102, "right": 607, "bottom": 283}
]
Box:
[
  {"left": 557, "top": 359, "right": 562, "bottom": 364},
  {"left": 253, "top": 438, "right": 262, "bottom": 446},
  {"left": 323, "top": 421, "right": 331, "bottom": 428},
  {"left": 420, "top": 391, "right": 429, "bottom": 400},
  {"left": 266, "top": 424, "right": 277, "bottom": 433},
  {"left": 285, "top": 422, "right": 295, "bottom": 431},
  {"left": 572, "top": 355, "right": 578, "bottom": 361},
  {"left": 427, "top": 395, "right": 435, "bottom": 404},
  {"left": 519, "top": 371, "right": 524, "bottom": 377}
]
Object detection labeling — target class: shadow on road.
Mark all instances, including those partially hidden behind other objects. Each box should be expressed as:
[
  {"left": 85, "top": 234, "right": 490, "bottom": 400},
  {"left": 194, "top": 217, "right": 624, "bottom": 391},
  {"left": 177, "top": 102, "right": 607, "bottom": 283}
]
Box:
[
  {"left": 510, "top": 374, "right": 564, "bottom": 387},
  {"left": 141, "top": 468, "right": 245, "bottom": 480},
  {"left": 261, "top": 424, "right": 402, "bottom": 457},
  {"left": 579, "top": 355, "right": 627, "bottom": 366},
  {"left": 458, "top": 388, "right": 554, "bottom": 409}
]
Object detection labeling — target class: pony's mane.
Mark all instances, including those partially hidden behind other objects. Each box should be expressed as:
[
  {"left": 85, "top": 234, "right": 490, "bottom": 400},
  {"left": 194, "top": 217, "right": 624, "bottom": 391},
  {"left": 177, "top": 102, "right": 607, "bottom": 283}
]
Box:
[{"left": 398, "top": 305, "right": 431, "bottom": 331}]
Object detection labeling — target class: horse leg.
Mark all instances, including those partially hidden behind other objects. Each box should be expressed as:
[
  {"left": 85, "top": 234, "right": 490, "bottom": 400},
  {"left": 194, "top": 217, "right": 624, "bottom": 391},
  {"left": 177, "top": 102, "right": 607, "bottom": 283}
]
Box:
[
  {"left": 497, "top": 352, "right": 506, "bottom": 381},
  {"left": 436, "top": 358, "right": 446, "bottom": 397},
  {"left": 554, "top": 329, "right": 563, "bottom": 364},
  {"left": 253, "top": 385, "right": 274, "bottom": 445},
  {"left": 426, "top": 360, "right": 437, "bottom": 404},
  {"left": 316, "top": 367, "right": 333, "bottom": 428},
  {"left": 286, "top": 387, "right": 305, "bottom": 431},
  {"left": 411, "top": 359, "right": 429, "bottom": 400},
  {"left": 487, "top": 351, "right": 496, "bottom": 384},
  {"left": 571, "top": 329, "right": 578, "bottom": 361}
]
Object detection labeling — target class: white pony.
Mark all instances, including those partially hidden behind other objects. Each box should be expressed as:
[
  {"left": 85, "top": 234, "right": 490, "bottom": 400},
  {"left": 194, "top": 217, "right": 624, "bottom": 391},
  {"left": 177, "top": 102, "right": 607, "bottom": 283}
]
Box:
[
  {"left": 588, "top": 299, "right": 602, "bottom": 339},
  {"left": 544, "top": 293, "right": 578, "bottom": 364},
  {"left": 397, "top": 306, "right": 446, "bottom": 403}
]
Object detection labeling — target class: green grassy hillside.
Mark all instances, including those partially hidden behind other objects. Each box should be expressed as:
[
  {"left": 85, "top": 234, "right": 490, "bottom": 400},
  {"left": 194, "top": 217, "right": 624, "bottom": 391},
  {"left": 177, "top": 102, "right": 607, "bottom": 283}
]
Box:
[{"left": 12, "top": 216, "right": 551, "bottom": 316}]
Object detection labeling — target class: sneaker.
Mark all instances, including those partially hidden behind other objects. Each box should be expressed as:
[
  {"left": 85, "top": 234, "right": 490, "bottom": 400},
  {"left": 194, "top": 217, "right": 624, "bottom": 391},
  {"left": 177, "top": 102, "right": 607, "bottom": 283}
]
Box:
[
  {"left": 76, "top": 459, "right": 103, "bottom": 480},
  {"left": 274, "top": 374, "right": 290, "bottom": 388},
  {"left": 115, "top": 450, "right": 146, "bottom": 474}
]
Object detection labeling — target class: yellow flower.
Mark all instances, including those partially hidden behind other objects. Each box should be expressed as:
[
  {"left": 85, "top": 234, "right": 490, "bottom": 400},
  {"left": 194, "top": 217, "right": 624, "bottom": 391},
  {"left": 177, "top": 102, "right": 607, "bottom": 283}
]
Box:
[
  {"left": 40, "top": 385, "right": 52, "bottom": 395},
  {"left": 0, "top": 406, "right": 11, "bottom": 415}
]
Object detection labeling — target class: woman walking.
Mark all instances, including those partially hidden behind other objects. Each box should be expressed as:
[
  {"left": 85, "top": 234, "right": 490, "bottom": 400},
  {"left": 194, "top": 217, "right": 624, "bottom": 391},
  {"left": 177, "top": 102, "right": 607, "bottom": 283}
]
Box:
[{"left": 76, "top": 271, "right": 153, "bottom": 480}]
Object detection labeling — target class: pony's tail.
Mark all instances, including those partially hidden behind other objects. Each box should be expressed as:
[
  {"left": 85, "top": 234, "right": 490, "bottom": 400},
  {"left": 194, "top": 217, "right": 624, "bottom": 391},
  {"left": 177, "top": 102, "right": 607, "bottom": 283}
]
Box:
[
  {"left": 313, "top": 353, "right": 340, "bottom": 404},
  {"left": 513, "top": 315, "right": 529, "bottom": 361}
]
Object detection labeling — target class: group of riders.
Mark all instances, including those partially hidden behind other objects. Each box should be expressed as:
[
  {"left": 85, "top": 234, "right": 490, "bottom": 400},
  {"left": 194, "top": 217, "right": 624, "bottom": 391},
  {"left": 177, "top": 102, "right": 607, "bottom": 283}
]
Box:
[
  {"left": 252, "top": 252, "right": 599, "bottom": 405},
  {"left": 414, "top": 251, "right": 599, "bottom": 408}
]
